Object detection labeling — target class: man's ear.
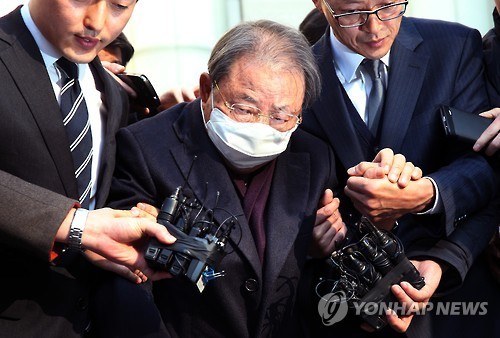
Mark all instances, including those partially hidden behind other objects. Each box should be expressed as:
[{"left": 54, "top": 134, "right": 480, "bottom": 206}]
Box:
[{"left": 199, "top": 72, "right": 212, "bottom": 103}]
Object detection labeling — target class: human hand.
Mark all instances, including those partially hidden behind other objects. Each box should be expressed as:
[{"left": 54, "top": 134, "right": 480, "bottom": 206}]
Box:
[
  {"left": 473, "top": 108, "right": 500, "bottom": 156},
  {"left": 344, "top": 175, "right": 434, "bottom": 230},
  {"left": 382, "top": 259, "right": 442, "bottom": 333},
  {"left": 100, "top": 60, "right": 139, "bottom": 99},
  {"left": 80, "top": 208, "right": 176, "bottom": 281},
  {"left": 84, "top": 250, "right": 150, "bottom": 284},
  {"left": 309, "top": 189, "right": 347, "bottom": 258},
  {"left": 347, "top": 148, "right": 422, "bottom": 188},
  {"left": 131, "top": 202, "right": 159, "bottom": 221},
  {"left": 157, "top": 86, "right": 199, "bottom": 112}
]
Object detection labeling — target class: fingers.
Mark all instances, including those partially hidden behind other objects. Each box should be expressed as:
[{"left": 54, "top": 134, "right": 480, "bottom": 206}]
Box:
[
  {"left": 474, "top": 108, "right": 500, "bottom": 155},
  {"left": 319, "top": 188, "right": 334, "bottom": 208},
  {"left": 411, "top": 166, "right": 423, "bottom": 181},
  {"left": 391, "top": 284, "right": 426, "bottom": 312},
  {"left": 347, "top": 162, "right": 385, "bottom": 178},
  {"left": 394, "top": 161, "right": 422, "bottom": 188},
  {"left": 372, "top": 148, "right": 393, "bottom": 173},
  {"left": 132, "top": 269, "right": 148, "bottom": 283},
  {"left": 101, "top": 60, "right": 126, "bottom": 75},
  {"left": 158, "top": 86, "right": 198, "bottom": 111},
  {"left": 100, "top": 61, "right": 137, "bottom": 97},
  {"left": 385, "top": 308, "right": 413, "bottom": 333},
  {"left": 478, "top": 107, "right": 500, "bottom": 119},
  {"left": 137, "top": 218, "right": 177, "bottom": 244},
  {"left": 111, "top": 72, "right": 137, "bottom": 97},
  {"left": 311, "top": 221, "right": 344, "bottom": 257},
  {"left": 315, "top": 189, "right": 335, "bottom": 224},
  {"left": 349, "top": 149, "right": 422, "bottom": 186},
  {"left": 385, "top": 153, "right": 405, "bottom": 183},
  {"left": 312, "top": 195, "right": 344, "bottom": 257},
  {"left": 332, "top": 222, "right": 347, "bottom": 248},
  {"left": 131, "top": 202, "right": 159, "bottom": 220}
]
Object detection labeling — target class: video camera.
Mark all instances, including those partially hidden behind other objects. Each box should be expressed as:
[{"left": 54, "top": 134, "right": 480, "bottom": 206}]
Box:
[
  {"left": 316, "top": 216, "right": 425, "bottom": 330},
  {"left": 145, "top": 185, "right": 236, "bottom": 292}
]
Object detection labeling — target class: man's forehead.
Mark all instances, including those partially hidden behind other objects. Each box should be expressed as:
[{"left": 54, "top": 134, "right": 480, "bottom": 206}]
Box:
[{"left": 331, "top": 0, "right": 374, "bottom": 6}]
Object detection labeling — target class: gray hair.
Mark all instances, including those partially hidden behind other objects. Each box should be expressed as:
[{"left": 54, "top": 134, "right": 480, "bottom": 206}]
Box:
[{"left": 207, "top": 19, "right": 321, "bottom": 109}]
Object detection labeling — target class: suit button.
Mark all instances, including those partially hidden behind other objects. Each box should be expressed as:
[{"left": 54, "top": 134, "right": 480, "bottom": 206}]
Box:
[
  {"left": 244, "top": 278, "right": 258, "bottom": 292},
  {"left": 76, "top": 297, "right": 88, "bottom": 311}
]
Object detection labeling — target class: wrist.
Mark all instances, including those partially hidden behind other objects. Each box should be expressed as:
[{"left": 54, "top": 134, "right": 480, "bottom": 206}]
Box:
[
  {"left": 68, "top": 208, "right": 89, "bottom": 252},
  {"left": 411, "top": 178, "right": 436, "bottom": 213}
]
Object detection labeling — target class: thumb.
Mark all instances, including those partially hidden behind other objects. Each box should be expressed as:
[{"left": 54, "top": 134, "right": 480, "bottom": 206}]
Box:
[
  {"left": 319, "top": 188, "right": 334, "bottom": 208},
  {"left": 138, "top": 219, "right": 177, "bottom": 244}
]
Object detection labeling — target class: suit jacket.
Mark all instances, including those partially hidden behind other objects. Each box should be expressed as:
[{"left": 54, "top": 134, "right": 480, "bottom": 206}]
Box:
[
  {"left": 104, "top": 98, "right": 337, "bottom": 337},
  {"left": 300, "top": 17, "right": 500, "bottom": 338},
  {"left": 0, "top": 7, "right": 129, "bottom": 337},
  {"left": 484, "top": 7, "right": 500, "bottom": 106}
]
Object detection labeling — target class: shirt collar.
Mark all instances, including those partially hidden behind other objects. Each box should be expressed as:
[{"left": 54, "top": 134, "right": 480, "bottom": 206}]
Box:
[{"left": 328, "top": 27, "right": 391, "bottom": 82}]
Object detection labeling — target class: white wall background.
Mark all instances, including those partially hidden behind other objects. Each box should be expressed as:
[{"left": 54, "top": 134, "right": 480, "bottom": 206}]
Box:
[{"left": 0, "top": 0, "right": 495, "bottom": 93}]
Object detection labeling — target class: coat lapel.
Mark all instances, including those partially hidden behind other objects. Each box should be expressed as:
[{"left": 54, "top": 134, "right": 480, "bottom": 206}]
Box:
[
  {"left": 92, "top": 58, "right": 128, "bottom": 207},
  {"left": 262, "top": 147, "right": 310, "bottom": 295},
  {"left": 378, "top": 18, "right": 428, "bottom": 151}
]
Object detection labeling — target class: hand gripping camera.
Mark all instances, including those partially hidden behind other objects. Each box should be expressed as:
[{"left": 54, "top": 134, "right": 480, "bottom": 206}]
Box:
[
  {"left": 145, "top": 186, "right": 236, "bottom": 292},
  {"left": 316, "top": 216, "right": 425, "bottom": 330}
]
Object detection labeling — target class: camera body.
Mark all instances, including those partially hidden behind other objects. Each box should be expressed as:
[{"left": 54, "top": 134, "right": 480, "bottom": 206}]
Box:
[
  {"left": 317, "top": 217, "right": 425, "bottom": 330},
  {"left": 145, "top": 186, "right": 235, "bottom": 291}
]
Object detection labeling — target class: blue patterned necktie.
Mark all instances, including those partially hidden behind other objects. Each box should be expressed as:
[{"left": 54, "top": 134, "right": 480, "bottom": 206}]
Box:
[
  {"left": 363, "top": 58, "right": 386, "bottom": 135},
  {"left": 56, "top": 57, "right": 93, "bottom": 208}
]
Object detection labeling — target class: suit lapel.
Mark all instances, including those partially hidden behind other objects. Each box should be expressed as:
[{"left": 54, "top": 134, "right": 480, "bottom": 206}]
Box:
[
  {"left": 92, "top": 58, "right": 127, "bottom": 207},
  {"left": 262, "top": 147, "right": 310, "bottom": 294},
  {"left": 0, "top": 9, "right": 77, "bottom": 198},
  {"left": 379, "top": 18, "right": 428, "bottom": 151},
  {"left": 311, "top": 33, "right": 368, "bottom": 169},
  {"left": 170, "top": 103, "right": 263, "bottom": 279}
]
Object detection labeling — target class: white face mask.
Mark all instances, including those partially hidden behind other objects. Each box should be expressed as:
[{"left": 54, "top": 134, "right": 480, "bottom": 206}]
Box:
[{"left": 202, "top": 94, "right": 297, "bottom": 170}]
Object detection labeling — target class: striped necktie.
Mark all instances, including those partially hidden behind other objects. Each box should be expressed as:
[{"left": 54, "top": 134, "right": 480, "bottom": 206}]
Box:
[
  {"left": 363, "top": 58, "right": 386, "bottom": 135},
  {"left": 56, "top": 57, "right": 93, "bottom": 208}
]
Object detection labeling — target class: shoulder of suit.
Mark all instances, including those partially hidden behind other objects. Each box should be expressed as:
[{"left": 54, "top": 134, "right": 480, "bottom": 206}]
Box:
[
  {"left": 291, "top": 127, "right": 332, "bottom": 154},
  {"left": 0, "top": 7, "right": 26, "bottom": 48},
  {"left": 403, "top": 16, "right": 478, "bottom": 37}
]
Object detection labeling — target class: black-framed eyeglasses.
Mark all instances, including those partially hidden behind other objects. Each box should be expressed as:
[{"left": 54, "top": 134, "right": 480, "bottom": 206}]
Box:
[
  {"left": 213, "top": 81, "right": 302, "bottom": 131},
  {"left": 322, "top": 0, "right": 408, "bottom": 28}
]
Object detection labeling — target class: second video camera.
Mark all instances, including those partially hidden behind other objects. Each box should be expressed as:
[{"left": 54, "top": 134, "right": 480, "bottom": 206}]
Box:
[{"left": 316, "top": 216, "right": 425, "bottom": 330}]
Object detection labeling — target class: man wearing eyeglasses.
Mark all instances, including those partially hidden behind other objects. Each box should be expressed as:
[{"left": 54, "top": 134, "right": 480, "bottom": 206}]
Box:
[{"left": 301, "top": 0, "right": 500, "bottom": 337}]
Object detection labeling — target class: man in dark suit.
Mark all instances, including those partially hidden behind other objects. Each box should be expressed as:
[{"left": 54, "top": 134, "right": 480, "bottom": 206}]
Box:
[
  {"left": 102, "top": 19, "right": 354, "bottom": 337},
  {"left": 300, "top": 0, "right": 500, "bottom": 336},
  {"left": 0, "top": 1, "right": 176, "bottom": 337}
]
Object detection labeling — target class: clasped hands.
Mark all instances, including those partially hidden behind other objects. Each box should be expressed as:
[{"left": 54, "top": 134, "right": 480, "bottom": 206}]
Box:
[{"left": 311, "top": 148, "right": 426, "bottom": 258}]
